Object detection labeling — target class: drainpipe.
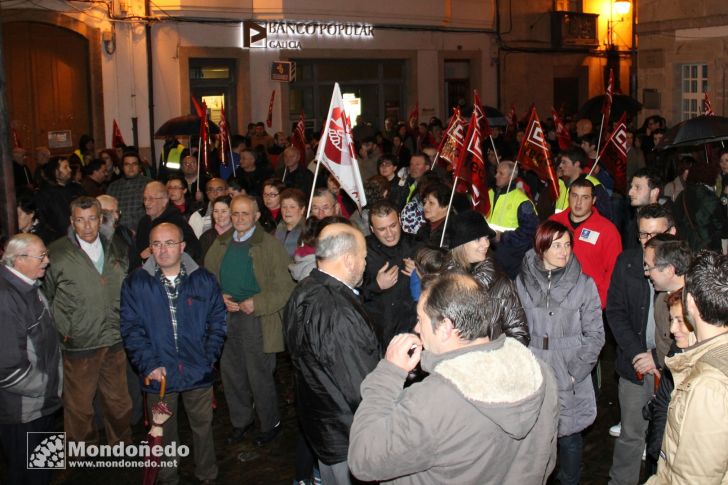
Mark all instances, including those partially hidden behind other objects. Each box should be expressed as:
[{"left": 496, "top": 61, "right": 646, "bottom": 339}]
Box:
[
  {"left": 0, "top": 15, "right": 17, "bottom": 236},
  {"left": 145, "top": 0, "right": 157, "bottom": 168}
]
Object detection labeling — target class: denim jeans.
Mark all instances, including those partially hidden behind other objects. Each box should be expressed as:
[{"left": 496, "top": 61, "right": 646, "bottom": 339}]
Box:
[{"left": 557, "top": 432, "right": 583, "bottom": 485}]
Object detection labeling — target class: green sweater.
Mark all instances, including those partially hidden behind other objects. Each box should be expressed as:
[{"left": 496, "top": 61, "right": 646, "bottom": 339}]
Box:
[{"left": 219, "top": 240, "right": 260, "bottom": 301}]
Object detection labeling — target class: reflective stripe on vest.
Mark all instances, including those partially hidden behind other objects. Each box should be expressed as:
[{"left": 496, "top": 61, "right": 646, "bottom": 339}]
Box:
[{"left": 487, "top": 188, "right": 533, "bottom": 231}]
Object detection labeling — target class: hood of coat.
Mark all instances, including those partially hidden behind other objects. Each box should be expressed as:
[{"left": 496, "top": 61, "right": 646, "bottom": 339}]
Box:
[
  {"left": 518, "top": 249, "right": 582, "bottom": 305},
  {"left": 423, "top": 335, "right": 548, "bottom": 440},
  {"left": 142, "top": 251, "right": 199, "bottom": 277}
]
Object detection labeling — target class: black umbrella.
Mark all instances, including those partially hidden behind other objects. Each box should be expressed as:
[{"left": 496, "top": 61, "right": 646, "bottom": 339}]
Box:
[
  {"left": 578, "top": 94, "right": 642, "bottom": 123},
  {"left": 458, "top": 105, "right": 507, "bottom": 127},
  {"left": 655, "top": 115, "right": 728, "bottom": 150},
  {"left": 154, "top": 114, "right": 220, "bottom": 138}
]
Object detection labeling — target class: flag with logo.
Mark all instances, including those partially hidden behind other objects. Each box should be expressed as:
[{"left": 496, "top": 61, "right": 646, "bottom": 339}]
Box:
[
  {"left": 111, "top": 119, "right": 126, "bottom": 147},
  {"left": 293, "top": 111, "right": 307, "bottom": 162},
  {"left": 266, "top": 90, "right": 276, "bottom": 128},
  {"left": 552, "top": 108, "right": 572, "bottom": 151},
  {"left": 473, "top": 91, "right": 493, "bottom": 138},
  {"left": 517, "top": 106, "right": 560, "bottom": 200},
  {"left": 597, "top": 112, "right": 629, "bottom": 195},
  {"left": 598, "top": 68, "right": 614, "bottom": 147},
  {"left": 455, "top": 109, "right": 490, "bottom": 216},
  {"left": 436, "top": 107, "right": 468, "bottom": 170},
  {"left": 315, "top": 83, "right": 367, "bottom": 209},
  {"left": 704, "top": 92, "right": 715, "bottom": 116}
]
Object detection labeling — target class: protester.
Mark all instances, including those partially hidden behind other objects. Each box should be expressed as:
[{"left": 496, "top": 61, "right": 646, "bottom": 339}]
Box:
[
  {"left": 673, "top": 161, "right": 726, "bottom": 252},
  {"left": 260, "top": 178, "right": 285, "bottom": 232},
  {"left": 198, "top": 195, "right": 233, "bottom": 260},
  {"left": 310, "top": 187, "right": 340, "bottom": 220},
  {"left": 43, "top": 196, "right": 132, "bottom": 445},
  {"left": 623, "top": 169, "right": 664, "bottom": 249},
  {"left": 121, "top": 222, "right": 227, "bottom": 484},
  {"left": 0, "top": 234, "right": 61, "bottom": 485},
  {"left": 445, "top": 210, "right": 530, "bottom": 345},
  {"left": 284, "top": 223, "right": 380, "bottom": 484},
  {"left": 34, "top": 156, "right": 85, "bottom": 236},
  {"left": 646, "top": 250, "right": 728, "bottom": 484},
  {"left": 16, "top": 191, "right": 60, "bottom": 245},
  {"left": 279, "top": 146, "right": 314, "bottom": 195},
  {"left": 275, "top": 188, "right": 307, "bottom": 258},
  {"left": 417, "top": 182, "right": 451, "bottom": 246},
  {"left": 106, "top": 151, "right": 151, "bottom": 232},
  {"left": 165, "top": 173, "right": 193, "bottom": 217},
  {"left": 348, "top": 272, "right": 559, "bottom": 484}
]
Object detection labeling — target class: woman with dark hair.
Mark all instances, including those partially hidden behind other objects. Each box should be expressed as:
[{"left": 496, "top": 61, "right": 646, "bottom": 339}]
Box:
[
  {"left": 446, "top": 210, "right": 529, "bottom": 346},
  {"left": 259, "top": 178, "right": 285, "bottom": 233},
  {"left": 275, "top": 188, "right": 307, "bottom": 258},
  {"left": 416, "top": 182, "right": 452, "bottom": 245},
  {"left": 516, "top": 220, "right": 604, "bottom": 485},
  {"left": 16, "top": 191, "right": 60, "bottom": 245},
  {"left": 99, "top": 148, "right": 121, "bottom": 183},
  {"left": 198, "top": 195, "right": 232, "bottom": 261}
]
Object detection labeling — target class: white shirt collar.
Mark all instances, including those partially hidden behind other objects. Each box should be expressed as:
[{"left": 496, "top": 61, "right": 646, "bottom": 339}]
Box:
[
  {"left": 77, "top": 235, "right": 102, "bottom": 260},
  {"left": 6, "top": 265, "right": 36, "bottom": 286}
]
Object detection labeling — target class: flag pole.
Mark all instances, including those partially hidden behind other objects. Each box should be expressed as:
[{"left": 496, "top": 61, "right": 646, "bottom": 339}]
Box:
[
  {"left": 282, "top": 167, "right": 288, "bottom": 183},
  {"left": 306, "top": 159, "right": 321, "bottom": 218},
  {"left": 195, "top": 137, "right": 201, "bottom": 198},
  {"left": 488, "top": 135, "right": 501, "bottom": 165},
  {"left": 505, "top": 160, "right": 518, "bottom": 195},
  {"left": 430, "top": 152, "right": 440, "bottom": 170},
  {"left": 439, "top": 177, "right": 459, "bottom": 248},
  {"left": 594, "top": 112, "right": 606, "bottom": 159},
  {"left": 227, "top": 134, "right": 236, "bottom": 178}
]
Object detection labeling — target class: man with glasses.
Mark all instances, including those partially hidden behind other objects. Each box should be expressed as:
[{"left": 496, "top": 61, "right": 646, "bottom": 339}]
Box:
[
  {"left": 43, "top": 196, "right": 132, "bottom": 445},
  {"left": 107, "top": 150, "right": 151, "bottom": 232},
  {"left": 607, "top": 203, "right": 677, "bottom": 485},
  {"left": 310, "top": 187, "right": 341, "bottom": 220},
  {"left": 121, "top": 223, "right": 226, "bottom": 485},
  {"left": 0, "top": 234, "right": 61, "bottom": 485},
  {"left": 136, "top": 181, "right": 201, "bottom": 264}
]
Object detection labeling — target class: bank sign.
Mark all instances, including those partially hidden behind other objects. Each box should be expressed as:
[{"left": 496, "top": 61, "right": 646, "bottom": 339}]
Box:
[{"left": 242, "top": 20, "right": 374, "bottom": 49}]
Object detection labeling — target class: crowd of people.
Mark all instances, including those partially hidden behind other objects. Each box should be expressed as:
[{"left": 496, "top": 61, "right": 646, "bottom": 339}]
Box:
[{"left": 2, "top": 110, "right": 728, "bottom": 485}]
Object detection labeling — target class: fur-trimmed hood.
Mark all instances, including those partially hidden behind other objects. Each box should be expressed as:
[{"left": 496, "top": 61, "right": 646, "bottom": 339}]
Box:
[{"left": 421, "top": 334, "right": 548, "bottom": 440}]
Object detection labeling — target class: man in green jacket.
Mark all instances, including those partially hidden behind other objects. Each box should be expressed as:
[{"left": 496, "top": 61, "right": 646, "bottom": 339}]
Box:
[
  {"left": 205, "top": 195, "right": 295, "bottom": 449},
  {"left": 44, "top": 196, "right": 132, "bottom": 445}
]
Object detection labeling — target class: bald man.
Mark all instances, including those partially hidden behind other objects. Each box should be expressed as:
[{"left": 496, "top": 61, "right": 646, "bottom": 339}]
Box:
[
  {"left": 284, "top": 223, "right": 380, "bottom": 484},
  {"left": 136, "top": 181, "right": 201, "bottom": 264}
]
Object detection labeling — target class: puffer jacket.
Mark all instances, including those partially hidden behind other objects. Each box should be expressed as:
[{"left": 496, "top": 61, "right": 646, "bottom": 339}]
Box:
[
  {"left": 43, "top": 231, "right": 129, "bottom": 351},
  {"left": 120, "top": 253, "right": 227, "bottom": 394},
  {"left": 284, "top": 269, "right": 381, "bottom": 465},
  {"left": 516, "top": 250, "right": 604, "bottom": 437},
  {"left": 646, "top": 332, "right": 728, "bottom": 485}
]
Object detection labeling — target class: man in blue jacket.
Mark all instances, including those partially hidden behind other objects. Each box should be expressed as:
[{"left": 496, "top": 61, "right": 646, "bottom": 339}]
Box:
[{"left": 121, "top": 223, "right": 226, "bottom": 485}]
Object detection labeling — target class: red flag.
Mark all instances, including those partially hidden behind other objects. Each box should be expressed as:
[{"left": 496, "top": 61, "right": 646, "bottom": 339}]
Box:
[
  {"left": 516, "top": 107, "right": 560, "bottom": 200},
  {"left": 408, "top": 102, "right": 419, "bottom": 125},
  {"left": 552, "top": 108, "right": 572, "bottom": 151},
  {"left": 292, "top": 111, "right": 307, "bottom": 162},
  {"left": 198, "top": 101, "right": 209, "bottom": 172},
  {"left": 436, "top": 107, "right": 468, "bottom": 170},
  {"left": 704, "top": 92, "right": 715, "bottom": 116},
  {"left": 455, "top": 110, "right": 490, "bottom": 215},
  {"left": 112, "top": 119, "right": 126, "bottom": 147},
  {"left": 315, "top": 83, "right": 367, "bottom": 209},
  {"left": 219, "top": 105, "right": 229, "bottom": 167},
  {"left": 191, "top": 95, "right": 205, "bottom": 118},
  {"left": 598, "top": 68, "right": 614, "bottom": 146},
  {"left": 11, "top": 127, "right": 22, "bottom": 148},
  {"left": 597, "top": 112, "right": 629, "bottom": 195},
  {"left": 266, "top": 90, "right": 276, "bottom": 128}
]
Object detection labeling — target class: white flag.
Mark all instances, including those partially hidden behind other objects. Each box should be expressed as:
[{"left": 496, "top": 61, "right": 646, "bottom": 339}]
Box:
[{"left": 314, "top": 83, "right": 367, "bottom": 209}]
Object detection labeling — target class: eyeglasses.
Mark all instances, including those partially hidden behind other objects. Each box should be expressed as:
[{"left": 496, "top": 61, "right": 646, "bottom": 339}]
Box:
[
  {"left": 150, "top": 240, "right": 183, "bottom": 250},
  {"left": 20, "top": 252, "right": 48, "bottom": 261},
  {"left": 263, "top": 192, "right": 280, "bottom": 198},
  {"left": 643, "top": 263, "right": 665, "bottom": 273},
  {"left": 167, "top": 185, "right": 185, "bottom": 191},
  {"left": 638, "top": 226, "right": 673, "bottom": 240}
]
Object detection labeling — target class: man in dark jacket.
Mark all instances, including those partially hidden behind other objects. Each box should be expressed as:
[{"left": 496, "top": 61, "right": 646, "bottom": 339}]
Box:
[
  {"left": 43, "top": 196, "right": 132, "bottom": 445},
  {"left": 348, "top": 272, "right": 559, "bottom": 484},
  {"left": 0, "top": 234, "right": 62, "bottom": 485},
  {"left": 284, "top": 223, "right": 380, "bottom": 484},
  {"left": 121, "top": 223, "right": 227, "bottom": 484},
  {"left": 33, "top": 156, "right": 85, "bottom": 236},
  {"left": 136, "top": 181, "right": 202, "bottom": 264},
  {"left": 607, "top": 203, "right": 677, "bottom": 485},
  {"left": 363, "top": 200, "right": 419, "bottom": 347}
]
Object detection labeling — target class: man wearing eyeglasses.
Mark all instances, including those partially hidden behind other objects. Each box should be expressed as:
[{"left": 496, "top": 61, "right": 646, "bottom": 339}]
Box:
[
  {"left": 607, "top": 204, "right": 677, "bottom": 485},
  {"left": 43, "top": 196, "right": 132, "bottom": 446},
  {"left": 121, "top": 223, "right": 227, "bottom": 484},
  {"left": 135, "top": 181, "right": 202, "bottom": 264},
  {"left": 0, "top": 234, "right": 61, "bottom": 485}
]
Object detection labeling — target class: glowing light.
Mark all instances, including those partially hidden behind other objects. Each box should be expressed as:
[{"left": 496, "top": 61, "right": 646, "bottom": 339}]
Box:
[{"left": 614, "top": 0, "right": 631, "bottom": 16}]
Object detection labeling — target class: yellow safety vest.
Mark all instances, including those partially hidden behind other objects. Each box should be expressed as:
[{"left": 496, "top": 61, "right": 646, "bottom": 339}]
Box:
[
  {"left": 164, "top": 144, "right": 185, "bottom": 170},
  {"left": 73, "top": 149, "right": 88, "bottom": 166},
  {"left": 487, "top": 188, "right": 535, "bottom": 232},
  {"left": 554, "top": 175, "right": 602, "bottom": 213}
]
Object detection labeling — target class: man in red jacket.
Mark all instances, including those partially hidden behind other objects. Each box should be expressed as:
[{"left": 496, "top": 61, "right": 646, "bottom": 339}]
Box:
[{"left": 550, "top": 177, "right": 621, "bottom": 308}]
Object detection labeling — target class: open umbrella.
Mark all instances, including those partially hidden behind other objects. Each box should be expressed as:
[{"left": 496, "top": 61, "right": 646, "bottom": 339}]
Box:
[
  {"left": 458, "top": 105, "right": 507, "bottom": 127},
  {"left": 155, "top": 115, "right": 220, "bottom": 138},
  {"left": 655, "top": 115, "right": 728, "bottom": 150},
  {"left": 578, "top": 94, "right": 642, "bottom": 123}
]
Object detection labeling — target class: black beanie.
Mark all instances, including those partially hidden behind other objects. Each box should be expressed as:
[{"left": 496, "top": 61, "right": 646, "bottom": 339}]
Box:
[{"left": 447, "top": 210, "right": 496, "bottom": 248}]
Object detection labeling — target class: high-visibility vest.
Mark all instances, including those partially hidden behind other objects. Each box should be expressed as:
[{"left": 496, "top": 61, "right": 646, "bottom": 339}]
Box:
[
  {"left": 554, "top": 175, "right": 602, "bottom": 213},
  {"left": 164, "top": 145, "right": 185, "bottom": 170},
  {"left": 487, "top": 188, "right": 535, "bottom": 232},
  {"left": 73, "top": 149, "right": 88, "bottom": 166}
]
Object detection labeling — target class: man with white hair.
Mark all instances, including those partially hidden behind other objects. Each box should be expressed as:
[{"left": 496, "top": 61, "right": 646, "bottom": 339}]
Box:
[
  {"left": 284, "top": 223, "right": 380, "bottom": 484},
  {"left": 0, "top": 234, "right": 61, "bottom": 485}
]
